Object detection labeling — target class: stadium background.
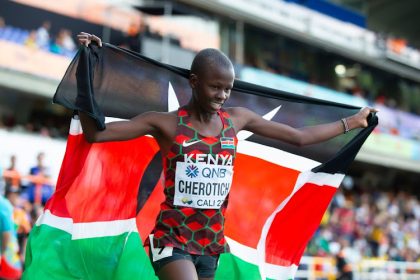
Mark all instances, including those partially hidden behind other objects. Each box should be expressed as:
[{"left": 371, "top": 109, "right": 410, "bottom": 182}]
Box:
[{"left": 0, "top": 0, "right": 419, "bottom": 279}]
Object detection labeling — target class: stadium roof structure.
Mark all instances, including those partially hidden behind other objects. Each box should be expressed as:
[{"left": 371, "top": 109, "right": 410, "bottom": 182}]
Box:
[
  {"left": 367, "top": 0, "right": 420, "bottom": 49},
  {"left": 310, "top": 0, "right": 420, "bottom": 49},
  {"left": 177, "top": 0, "right": 420, "bottom": 83}
]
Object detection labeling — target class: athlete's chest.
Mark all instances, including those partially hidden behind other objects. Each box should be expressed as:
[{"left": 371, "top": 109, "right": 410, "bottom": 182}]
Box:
[{"left": 188, "top": 117, "right": 224, "bottom": 139}]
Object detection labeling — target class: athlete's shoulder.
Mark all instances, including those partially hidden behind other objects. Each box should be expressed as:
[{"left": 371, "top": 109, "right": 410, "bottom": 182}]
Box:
[
  {"left": 138, "top": 111, "right": 178, "bottom": 138},
  {"left": 224, "top": 107, "right": 259, "bottom": 131},
  {"left": 144, "top": 110, "right": 177, "bottom": 119},
  {"left": 136, "top": 110, "right": 177, "bottom": 126},
  {"left": 224, "top": 107, "right": 254, "bottom": 117}
]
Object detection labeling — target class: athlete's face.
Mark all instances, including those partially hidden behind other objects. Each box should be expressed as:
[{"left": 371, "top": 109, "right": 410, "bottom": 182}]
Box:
[{"left": 190, "top": 65, "right": 235, "bottom": 113}]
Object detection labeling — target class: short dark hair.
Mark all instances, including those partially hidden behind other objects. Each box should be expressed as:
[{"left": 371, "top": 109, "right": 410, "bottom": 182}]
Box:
[{"left": 190, "top": 48, "right": 233, "bottom": 76}]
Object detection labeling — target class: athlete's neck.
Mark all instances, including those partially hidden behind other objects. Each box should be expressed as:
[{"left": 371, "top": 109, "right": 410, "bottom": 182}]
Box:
[{"left": 185, "top": 101, "right": 219, "bottom": 123}]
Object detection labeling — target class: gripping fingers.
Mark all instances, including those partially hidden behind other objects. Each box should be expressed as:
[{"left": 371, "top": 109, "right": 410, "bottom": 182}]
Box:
[
  {"left": 76, "top": 32, "right": 102, "bottom": 47},
  {"left": 90, "top": 34, "right": 102, "bottom": 47},
  {"left": 76, "top": 33, "right": 90, "bottom": 46}
]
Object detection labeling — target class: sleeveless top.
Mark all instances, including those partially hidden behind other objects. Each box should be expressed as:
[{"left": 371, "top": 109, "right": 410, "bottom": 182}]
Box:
[{"left": 152, "top": 107, "right": 237, "bottom": 255}]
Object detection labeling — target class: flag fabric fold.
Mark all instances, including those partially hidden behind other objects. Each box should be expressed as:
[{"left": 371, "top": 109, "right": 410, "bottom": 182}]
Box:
[{"left": 24, "top": 44, "right": 377, "bottom": 280}]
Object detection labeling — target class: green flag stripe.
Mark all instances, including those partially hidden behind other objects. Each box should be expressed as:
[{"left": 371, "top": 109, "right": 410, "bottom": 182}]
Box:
[
  {"left": 25, "top": 224, "right": 269, "bottom": 280},
  {"left": 29, "top": 210, "right": 299, "bottom": 279},
  {"left": 24, "top": 224, "right": 156, "bottom": 280}
]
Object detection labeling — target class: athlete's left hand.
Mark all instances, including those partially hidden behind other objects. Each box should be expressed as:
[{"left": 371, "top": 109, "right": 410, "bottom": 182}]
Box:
[{"left": 347, "top": 107, "right": 378, "bottom": 130}]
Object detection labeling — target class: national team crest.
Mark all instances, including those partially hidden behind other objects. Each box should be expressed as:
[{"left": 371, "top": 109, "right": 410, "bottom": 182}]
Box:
[{"left": 221, "top": 137, "right": 235, "bottom": 149}]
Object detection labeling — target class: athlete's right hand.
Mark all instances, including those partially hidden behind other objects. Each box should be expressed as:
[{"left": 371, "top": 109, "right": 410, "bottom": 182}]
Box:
[{"left": 77, "top": 32, "right": 102, "bottom": 47}]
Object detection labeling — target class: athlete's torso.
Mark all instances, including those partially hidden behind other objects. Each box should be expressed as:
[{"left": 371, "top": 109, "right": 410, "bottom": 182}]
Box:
[{"left": 152, "top": 107, "right": 237, "bottom": 255}]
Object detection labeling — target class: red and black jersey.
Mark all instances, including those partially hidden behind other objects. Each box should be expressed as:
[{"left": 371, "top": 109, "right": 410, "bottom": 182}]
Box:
[{"left": 152, "top": 107, "right": 237, "bottom": 255}]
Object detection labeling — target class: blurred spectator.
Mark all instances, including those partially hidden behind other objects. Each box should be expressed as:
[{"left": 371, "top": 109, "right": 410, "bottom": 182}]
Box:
[
  {"left": 29, "top": 152, "right": 48, "bottom": 178},
  {"left": 50, "top": 36, "right": 63, "bottom": 55},
  {"left": 334, "top": 239, "right": 354, "bottom": 280},
  {"left": 0, "top": 195, "right": 12, "bottom": 258},
  {"left": 117, "top": 20, "right": 147, "bottom": 52},
  {"left": 330, "top": 199, "right": 356, "bottom": 243},
  {"left": 0, "top": 17, "right": 9, "bottom": 40},
  {"left": 0, "top": 17, "right": 10, "bottom": 41},
  {"left": 3, "top": 155, "right": 21, "bottom": 195},
  {"left": 39, "top": 126, "right": 51, "bottom": 137},
  {"left": 22, "top": 152, "right": 54, "bottom": 206},
  {"left": 0, "top": 195, "right": 21, "bottom": 279},
  {"left": 24, "top": 30, "right": 38, "bottom": 49},
  {"left": 58, "top": 29, "right": 76, "bottom": 54},
  {"left": 0, "top": 165, "right": 3, "bottom": 197},
  {"left": 0, "top": 17, "right": 5, "bottom": 30},
  {"left": 5, "top": 189, "right": 31, "bottom": 263},
  {"left": 35, "top": 21, "right": 51, "bottom": 50}
]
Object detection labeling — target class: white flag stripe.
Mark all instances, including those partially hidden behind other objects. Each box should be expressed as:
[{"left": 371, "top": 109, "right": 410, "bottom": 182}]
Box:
[
  {"left": 225, "top": 236, "right": 259, "bottom": 265},
  {"left": 227, "top": 236, "right": 299, "bottom": 279},
  {"left": 36, "top": 209, "right": 73, "bottom": 233},
  {"left": 72, "top": 218, "right": 138, "bottom": 239},
  {"left": 257, "top": 171, "right": 344, "bottom": 279},
  {"left": 238, "top": 140, "right": 320, "bottom": 171},
  {"left": 297, "top": 171, "right": 344, "bottom": 188},
  {"left": 237, "top": 105, "right": 281, "bottom": 140},
  {"left": 168, "top": 82, "right": 180, "bottom": 111},
  {"left": 264, "top": 262, "right": 299, "bottom": 280},
  {"left": 70, "top": 116, "right": 126, "bottom": 136},
  {"left": 37, "top": 210, "right": 138, "bottom": 239},
  {"left": 70, "top": 118, "right": 155, "bottom": 139},
  {"left": 69, "top": 115, "right": 83, "bottom": 135},
  {"left": 105, "top": 116, "right": 126, "bottom": 123}
]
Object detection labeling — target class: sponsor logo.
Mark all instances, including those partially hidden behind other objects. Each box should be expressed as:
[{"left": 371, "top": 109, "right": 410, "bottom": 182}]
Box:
[
  {"left": 174, "top": 161, "right": 233, "bottom": 209},
  {"left": 185, "top": 165, "right": 199, "bottom": 178},
  {"left": 182, "top": 140, "right": 202, "bottom": 147},
  {"left": 181, "top": 197, "right": 193, "bottom": 205}
]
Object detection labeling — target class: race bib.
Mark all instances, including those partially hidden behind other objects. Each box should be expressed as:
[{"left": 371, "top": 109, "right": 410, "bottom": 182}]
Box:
[
  {"left": 174, "top": 161, "right": 233, "bottom": 209},
  {"left": 149, "top": 234, "right": 174, "bottom": 262}
]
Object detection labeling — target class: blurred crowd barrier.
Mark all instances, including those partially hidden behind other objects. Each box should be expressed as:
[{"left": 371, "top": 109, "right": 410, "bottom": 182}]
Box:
[
  {"left": 302, "top": 189, "right": 420, "bottom": 279},
  {"left": 296, "top": 256, "right": 420, "bottom": 280}
]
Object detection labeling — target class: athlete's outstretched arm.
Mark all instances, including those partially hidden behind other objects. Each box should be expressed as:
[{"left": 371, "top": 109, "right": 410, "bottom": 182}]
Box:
[
  {"left": 231, "top": 107, "right": 376, "bottom": 146},
  {"left": 79, "top": 111, "right": 160, "bottom": 143}
]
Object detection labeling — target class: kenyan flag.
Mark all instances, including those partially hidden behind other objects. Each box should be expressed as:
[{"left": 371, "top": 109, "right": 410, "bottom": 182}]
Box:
[{"left": 24, "top": 45, "right": 376, "bottom": 279}]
